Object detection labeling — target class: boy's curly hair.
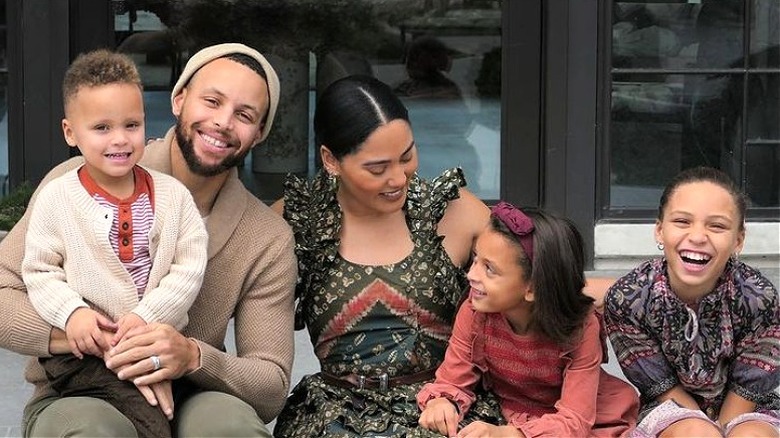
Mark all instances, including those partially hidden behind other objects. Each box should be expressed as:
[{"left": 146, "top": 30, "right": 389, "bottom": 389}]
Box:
[{"left": 62, "top": 49, "right": 142, "bottom": 108}]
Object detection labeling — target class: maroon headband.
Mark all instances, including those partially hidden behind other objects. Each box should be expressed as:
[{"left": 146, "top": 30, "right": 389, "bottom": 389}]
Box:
[{"left": 491, "top": 201, "right": 534, "bottom": 264}]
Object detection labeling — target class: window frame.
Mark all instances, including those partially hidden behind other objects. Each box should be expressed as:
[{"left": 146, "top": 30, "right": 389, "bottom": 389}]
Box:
[{"left": 598, "top": 0, "right": 780, "bottom": 222}]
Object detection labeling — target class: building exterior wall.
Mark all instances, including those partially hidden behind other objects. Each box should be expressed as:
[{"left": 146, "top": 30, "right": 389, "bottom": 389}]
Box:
[{"left": 3, "top": 0, "right": 777, "bottom": 268}]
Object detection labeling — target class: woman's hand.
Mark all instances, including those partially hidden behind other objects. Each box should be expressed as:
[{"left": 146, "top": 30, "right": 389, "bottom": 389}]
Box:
[
  {"left": 419, "top": 397, "right": 460, "bottom": 437},
  {"left": 105, "top": 322, "right": 200, "bottom": 386}
]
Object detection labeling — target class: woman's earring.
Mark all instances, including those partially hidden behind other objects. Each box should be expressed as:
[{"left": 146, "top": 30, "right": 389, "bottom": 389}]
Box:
[
  {"left": 656, "top": 242, "right": 664, "bottom": 251},
  {"left": 327, "top": 172, "right": 339, "bottom": 191}
]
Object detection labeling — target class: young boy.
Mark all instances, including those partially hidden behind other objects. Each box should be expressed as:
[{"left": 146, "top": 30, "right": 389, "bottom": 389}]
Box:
[{"left": 22, "top": 49, "right": 207, "bottom": 438}]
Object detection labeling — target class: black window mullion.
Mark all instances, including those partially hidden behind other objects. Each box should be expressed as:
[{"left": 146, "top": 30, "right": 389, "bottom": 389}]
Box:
[{"left": 739, "top": 0, "right": 752, "bottom": 190}]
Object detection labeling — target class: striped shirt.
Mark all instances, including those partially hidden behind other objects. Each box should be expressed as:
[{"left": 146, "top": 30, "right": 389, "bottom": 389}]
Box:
[{"left": 79, "top": 166, "right": 155, "bottom": 297}]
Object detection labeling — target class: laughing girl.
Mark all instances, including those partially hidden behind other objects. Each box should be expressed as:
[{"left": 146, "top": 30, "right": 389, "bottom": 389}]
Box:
[{"left": 604, "top": 166, "right": 780, "bottom": 437}]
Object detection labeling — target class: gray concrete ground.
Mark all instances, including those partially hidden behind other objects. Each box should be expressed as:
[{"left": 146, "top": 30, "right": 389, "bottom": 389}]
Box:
[{"left": 0, "top": 267, "right": 776, "bottom": 436}]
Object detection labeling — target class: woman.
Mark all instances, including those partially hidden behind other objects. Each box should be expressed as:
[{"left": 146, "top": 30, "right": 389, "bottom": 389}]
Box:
[{"left": 272, "top": 75, "right": 503, "bottom": 437}]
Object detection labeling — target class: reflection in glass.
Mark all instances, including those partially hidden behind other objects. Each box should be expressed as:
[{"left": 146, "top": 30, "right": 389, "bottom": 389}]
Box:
[
  {"left": 684, "top": 73, "right": 744, "bottom": 173},
  {"left": 0, "top": 0, "right": 7, "bottom": 195},
  {"left": 745, "top": 144, "right": 780, "bottom": 207},
  {"left": 110, "top": 0, "right": 502, "bottom": 200},
  {"left": 612, "top": 1, "right": 747, "bottom": 69},
  {"left": 113, "top": 3, "right": 177, "bottom": 140},
  {"left": 693, "top": 0, "right": 744, "bottom": 69},
  {"left": 751, "top": 0, "right": 780, "bottom": 68},
  {"left": 612, "top": 2, "right": 703, "bottom": 70},
  {"left": 610, "top": 75, "right": 689, "bottom": 208},
  {"left": 746, "top": 74, "right": 779, "bottom": 141},
  {"left": 611, "top": 2, "right": 746, "bottom": 71},
  {"left": 607, "top": 1, "right": 780, "bottom": 211}
]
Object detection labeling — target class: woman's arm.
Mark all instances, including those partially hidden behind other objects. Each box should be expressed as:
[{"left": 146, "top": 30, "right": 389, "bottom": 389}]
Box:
[
  {"left": 724, "top": 266, "right": 780, "bottom": 422},
  {"left": 603, "top": 269, "right": 680, "bottom": 401},
  {"left": 438, "top": 187, "right": 489, "bottom": 267}
]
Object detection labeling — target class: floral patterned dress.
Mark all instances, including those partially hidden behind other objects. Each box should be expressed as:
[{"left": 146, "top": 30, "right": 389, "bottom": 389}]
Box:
[
  {"left": 604, "top": 258, "right": 780, "bottom": 427},
  {"left": 273, "top": 169, "right": 503, "bottom": 437}
]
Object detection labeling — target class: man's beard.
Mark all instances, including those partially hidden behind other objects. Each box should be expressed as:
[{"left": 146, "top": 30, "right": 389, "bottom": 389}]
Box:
[{"left": 174, "top": 120, "right": 250, "bottom": 177}]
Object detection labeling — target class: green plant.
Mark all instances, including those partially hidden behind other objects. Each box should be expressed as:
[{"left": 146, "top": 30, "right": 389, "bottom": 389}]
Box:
[{"left": 0, "top": 182, "right": 34, "bottom": 230}]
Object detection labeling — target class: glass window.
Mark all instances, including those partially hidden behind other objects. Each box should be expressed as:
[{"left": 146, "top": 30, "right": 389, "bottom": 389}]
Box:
[
  {"left": 0, "top": 0, "right": 7, "bottom": 195},
  {"left": 112, "top": 0, "right": 502, "bottom": 201},
  {"left": 605, "top": 0, "right": 780, "bottom": 214}
]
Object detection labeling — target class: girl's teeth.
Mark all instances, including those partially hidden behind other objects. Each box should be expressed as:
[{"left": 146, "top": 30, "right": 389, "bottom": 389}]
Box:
[{"left": 680, "top": 251, "right": 710, "bottom": 261}]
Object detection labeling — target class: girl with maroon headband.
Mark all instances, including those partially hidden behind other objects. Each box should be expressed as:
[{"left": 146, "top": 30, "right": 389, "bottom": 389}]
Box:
[{"left": 417, "top": 202, "right": 639, "bottom": 437}]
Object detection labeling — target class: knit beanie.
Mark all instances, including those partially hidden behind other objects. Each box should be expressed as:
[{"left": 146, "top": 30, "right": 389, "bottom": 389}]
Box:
[{"left": 171, "top": 43, "right": 280, "bottom": 142}]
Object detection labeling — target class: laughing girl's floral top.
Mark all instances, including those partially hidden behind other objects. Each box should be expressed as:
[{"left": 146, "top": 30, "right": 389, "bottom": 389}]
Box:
[{"left": 604, "top": 258, "right": 780, "bottom": 418}]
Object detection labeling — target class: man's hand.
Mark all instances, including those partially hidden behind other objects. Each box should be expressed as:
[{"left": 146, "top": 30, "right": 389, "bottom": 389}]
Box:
[
  {"left": 136, "top": 381, "right": 174, "bottom": 420},
  {"left": 457, "top": 422, "right": 524, "bottom": 438},
  {"left": 106, "top": 323, "right": 200, "bottom": 386},
  {"left": 48, "top": 328, "right": 71, "bottom": 355},
  {"left": 419, "top": 397, "right": 460, "bottom": 437},
  {"left": 64, "top": 308, "right": 116, "bottom": 358}
]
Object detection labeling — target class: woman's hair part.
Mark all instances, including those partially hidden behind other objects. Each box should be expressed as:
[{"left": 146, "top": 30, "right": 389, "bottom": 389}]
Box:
[{"left": 314, "top": 75, "right": 409, "bottom": 160}]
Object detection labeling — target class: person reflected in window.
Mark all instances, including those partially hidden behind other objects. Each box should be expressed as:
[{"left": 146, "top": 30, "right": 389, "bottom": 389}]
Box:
[{"left": 395, "top": 35, "right": 463, "bottom": 100}]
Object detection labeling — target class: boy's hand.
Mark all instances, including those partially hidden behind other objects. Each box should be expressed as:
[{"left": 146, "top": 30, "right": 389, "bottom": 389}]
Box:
[
  {"left": 419, "top": 397, "right": 460, "bottom": 437},
  {"left": 64, "top": 308, "right": 115, "bottom": 358},
  {"left": 113, "top": 313, "right": 147, "bottom": 346}
]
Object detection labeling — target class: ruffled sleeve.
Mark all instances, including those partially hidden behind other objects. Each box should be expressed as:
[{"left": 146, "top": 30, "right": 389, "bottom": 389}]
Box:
[
  {"left": 405, "top": 168, "right": 466, "bottom": 233},
  {"left": 728, "top": 262, "right": 780, "bottom": 408},
  {"left": 282, "top": 171, "right": 341, "bottom": 329},
  {"left": 406, "top": 168, "right": 469, "bottom": 310},
  {"left": 417, "top": 297, "right": 482, "bottom": 419}
]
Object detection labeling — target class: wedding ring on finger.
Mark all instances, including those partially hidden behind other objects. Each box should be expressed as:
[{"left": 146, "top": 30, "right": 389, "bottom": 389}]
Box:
[{"left": 150, "top": 355, "right": 162, "bottom": 371}]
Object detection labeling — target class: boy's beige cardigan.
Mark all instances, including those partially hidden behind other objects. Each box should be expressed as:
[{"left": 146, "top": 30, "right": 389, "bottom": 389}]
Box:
[{"left": 23, "top": 166, "right": 207, "bottom": 331}]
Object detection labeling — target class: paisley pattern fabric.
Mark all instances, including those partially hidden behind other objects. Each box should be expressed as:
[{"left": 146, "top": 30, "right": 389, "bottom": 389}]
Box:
[
  {"left": 274, "top": 169, "right": 503, "bottom": 437},
  {"left": 604, "top": 258, "right": 780, "bottom": 423}
]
